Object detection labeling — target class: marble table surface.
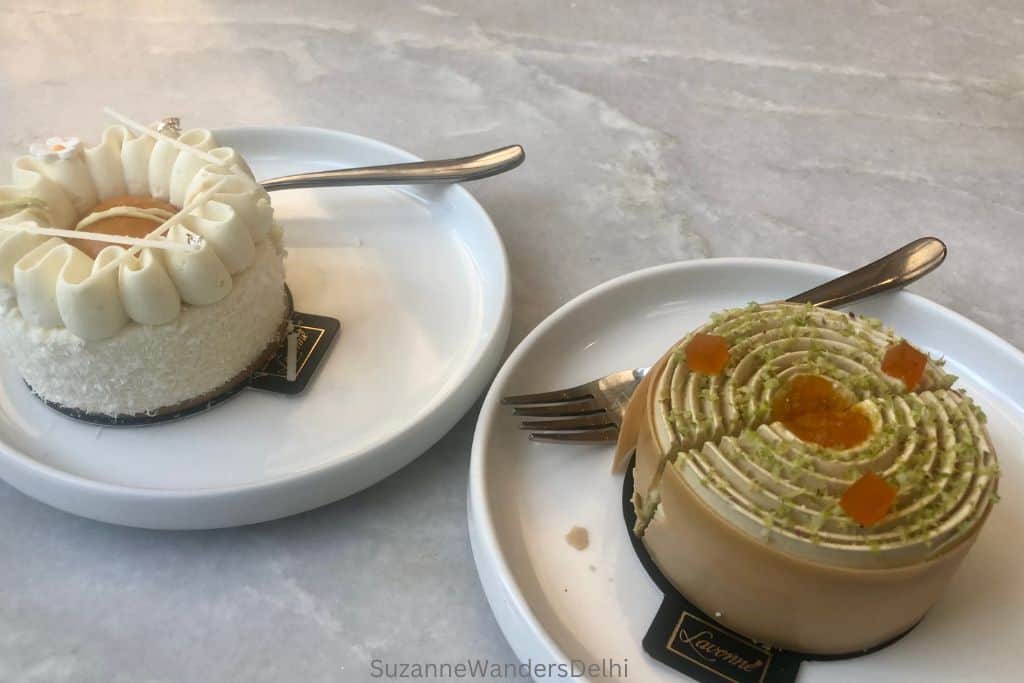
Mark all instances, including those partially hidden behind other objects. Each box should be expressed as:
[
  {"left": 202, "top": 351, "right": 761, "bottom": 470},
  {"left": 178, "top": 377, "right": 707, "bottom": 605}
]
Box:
[{"left": 1, "top": 2, "right": 1022, "bottom": 681}]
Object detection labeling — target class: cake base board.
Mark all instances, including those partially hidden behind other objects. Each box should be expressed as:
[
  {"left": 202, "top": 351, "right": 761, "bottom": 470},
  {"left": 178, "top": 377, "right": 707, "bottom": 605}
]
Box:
[{"left": 622, "top": 457, "right": 918, "bottom": 682}]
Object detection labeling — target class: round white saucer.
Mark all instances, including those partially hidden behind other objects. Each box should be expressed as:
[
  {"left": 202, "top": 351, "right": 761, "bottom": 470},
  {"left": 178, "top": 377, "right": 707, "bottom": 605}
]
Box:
[
  {"left": 469, "top": 258, "right": 1023, "bottom": 682},
  {"left": 0, "top": 126, "right": 510, "bottom": 529}
]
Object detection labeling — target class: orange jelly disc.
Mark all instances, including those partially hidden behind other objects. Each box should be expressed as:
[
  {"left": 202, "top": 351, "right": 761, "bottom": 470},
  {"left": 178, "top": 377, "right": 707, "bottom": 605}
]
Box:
[
  {"left": 783, "top": 409, "right": 873, "bottom": 450},
  {"left": 839, "top": 471, "right": 897, "bottom": 526},
  {"left": 881, "top": 339, "right": 927, "bottom": 391},
  {"left": 771, "top": 374, "right": 848, "bottom": 421},
  {"left": 71, "top": 195, "right": 179, "bottom": 259},
  {"left": 771, "top": 375, "right": 872, "bottom": 449},
  {"left": 685, "top": 333, "right": 730, "bottom": 375}
]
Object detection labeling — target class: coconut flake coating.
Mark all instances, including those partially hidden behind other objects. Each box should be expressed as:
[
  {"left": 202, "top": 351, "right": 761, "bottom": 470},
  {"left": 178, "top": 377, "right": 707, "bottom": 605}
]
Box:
[{"left": 0, "top": 240, "right": 286, "bottom": 416}]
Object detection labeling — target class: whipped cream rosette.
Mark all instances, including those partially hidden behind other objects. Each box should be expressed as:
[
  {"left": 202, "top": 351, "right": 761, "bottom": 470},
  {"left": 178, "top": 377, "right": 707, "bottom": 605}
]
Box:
[
  {"left": 616, "top": 302, "right": 1000, "bottom": 654},
  {"left": 0, "top": 121, "right": 289, "bottom": 418}
]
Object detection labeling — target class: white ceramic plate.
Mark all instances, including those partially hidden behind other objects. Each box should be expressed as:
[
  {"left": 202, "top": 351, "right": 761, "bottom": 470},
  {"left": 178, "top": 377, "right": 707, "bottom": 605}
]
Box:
[
  {"left": 469, "top": 258, "right": 1023, "bottom": 682},
  {"left": 0, "top": 126, "right": 510, "bottom": 529}
]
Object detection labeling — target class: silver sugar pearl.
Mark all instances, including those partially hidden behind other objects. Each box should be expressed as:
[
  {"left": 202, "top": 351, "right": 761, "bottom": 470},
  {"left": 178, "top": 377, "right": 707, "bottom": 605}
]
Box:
[{"left": 156, "top": 117, "right": 182, "bottom": 138}]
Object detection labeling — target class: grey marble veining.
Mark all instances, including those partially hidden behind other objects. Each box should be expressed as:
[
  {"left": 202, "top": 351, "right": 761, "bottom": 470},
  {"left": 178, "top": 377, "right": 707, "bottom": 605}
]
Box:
[{"left": 0, "top": 2, "right": 1022, "bottom": 681}]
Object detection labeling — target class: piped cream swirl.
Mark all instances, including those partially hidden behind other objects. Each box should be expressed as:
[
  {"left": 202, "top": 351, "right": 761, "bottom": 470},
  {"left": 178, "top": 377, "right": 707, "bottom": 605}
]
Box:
[
  {"left": 629, "top": 302, "right": 998, "bottom": 569},
  {"left": 676, "top": 390, "right": 996, "bottom": 568}
]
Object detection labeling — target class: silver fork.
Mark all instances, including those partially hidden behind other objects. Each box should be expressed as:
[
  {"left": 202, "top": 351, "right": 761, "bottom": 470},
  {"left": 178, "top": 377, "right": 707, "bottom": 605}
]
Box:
[
  {"left": 260, "top": 145, "right": 524, "bottom": 191},
  {"left": 502, "top": 237, "right": 947, "bottom": 443}
]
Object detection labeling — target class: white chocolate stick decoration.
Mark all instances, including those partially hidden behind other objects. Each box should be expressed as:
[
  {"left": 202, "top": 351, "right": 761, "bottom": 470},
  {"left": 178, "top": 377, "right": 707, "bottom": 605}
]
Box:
[{"left": 0, "top": 223, "right": 199, "bottom": 252}]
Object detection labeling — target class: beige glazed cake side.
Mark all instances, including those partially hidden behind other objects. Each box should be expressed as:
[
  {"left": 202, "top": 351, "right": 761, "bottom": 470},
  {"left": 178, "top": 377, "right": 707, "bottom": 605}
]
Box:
[{"left": 643, "top": 459, "right": 986, "bottom": 654}]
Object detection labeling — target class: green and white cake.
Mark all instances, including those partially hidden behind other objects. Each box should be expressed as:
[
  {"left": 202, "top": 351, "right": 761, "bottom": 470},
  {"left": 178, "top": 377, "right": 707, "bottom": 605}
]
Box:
[{"left": 615, "top": 302, "right": 999, "bottom": 654}]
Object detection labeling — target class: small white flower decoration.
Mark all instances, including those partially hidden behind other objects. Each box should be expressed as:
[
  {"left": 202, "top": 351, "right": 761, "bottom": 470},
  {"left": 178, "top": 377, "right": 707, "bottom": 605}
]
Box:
[{"left": 29, "top": 136, "right": 82, "bottom": 162}]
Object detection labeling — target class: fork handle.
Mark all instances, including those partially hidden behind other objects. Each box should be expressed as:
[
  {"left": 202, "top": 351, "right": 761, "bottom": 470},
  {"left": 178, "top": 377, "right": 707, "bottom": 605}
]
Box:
[
  {"left": 786, "top": 237, "right": 946, "bottom": 308},
  {"left": 260, "top": 144, "right": 525, "bottom": 191}
]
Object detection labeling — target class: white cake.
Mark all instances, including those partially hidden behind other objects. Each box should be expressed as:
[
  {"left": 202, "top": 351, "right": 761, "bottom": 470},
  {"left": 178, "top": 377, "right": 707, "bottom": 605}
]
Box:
[
  {"left": 615, "top": 303, "right": 1000, "bottom": 654},
  {"left": 0, "top": 122, "right": 288, "bottom": 418}
]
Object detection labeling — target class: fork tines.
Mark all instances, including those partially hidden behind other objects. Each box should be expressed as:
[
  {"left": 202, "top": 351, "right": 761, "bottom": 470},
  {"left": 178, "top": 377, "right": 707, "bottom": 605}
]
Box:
[{"left": 503, "top": 382, "right": 619, "bottom": 444}]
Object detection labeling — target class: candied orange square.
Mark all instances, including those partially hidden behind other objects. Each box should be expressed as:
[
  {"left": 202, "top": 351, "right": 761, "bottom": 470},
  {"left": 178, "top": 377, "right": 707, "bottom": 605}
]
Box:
[
  {"left": 882, "top": 340, "right": 927, "bottom": 391},
  {"left": 840, "top": 472, "right": 897, "bottom": 527},
  {"left": 685, "top": 333, "right": 730, "bottom": 375}
]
